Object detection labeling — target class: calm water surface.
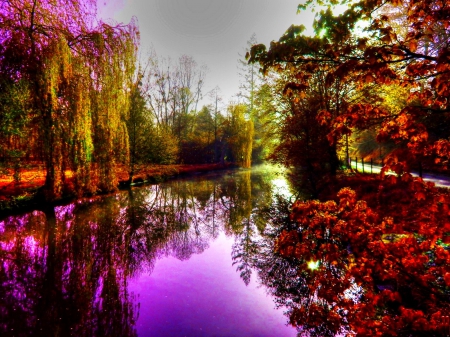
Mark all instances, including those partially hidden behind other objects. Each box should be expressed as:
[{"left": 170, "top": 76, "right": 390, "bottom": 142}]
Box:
[{"left": 0, "top": 165, "right": 298, "bottom": 337}]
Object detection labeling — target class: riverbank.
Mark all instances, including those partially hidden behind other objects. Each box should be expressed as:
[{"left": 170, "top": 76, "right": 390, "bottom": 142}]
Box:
[{"left": 0, "top": 162, "right": 236, "bottom": 216}]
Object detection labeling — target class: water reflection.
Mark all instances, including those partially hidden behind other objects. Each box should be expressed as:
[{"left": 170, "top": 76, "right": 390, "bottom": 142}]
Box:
[
  {"left": 249, "top": 196, "right": 341, "bottom": 337},
  {"left": 0, "top": 203, "right": 139, "bottom": 337},
  {"left": 0, "top": 165, "right": 297, "bottom": 336}
]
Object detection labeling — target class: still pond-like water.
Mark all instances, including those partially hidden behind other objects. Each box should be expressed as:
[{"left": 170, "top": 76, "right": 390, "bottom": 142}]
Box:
[{"left": 0, "top": 165, "right": 300, "bottom": 337}]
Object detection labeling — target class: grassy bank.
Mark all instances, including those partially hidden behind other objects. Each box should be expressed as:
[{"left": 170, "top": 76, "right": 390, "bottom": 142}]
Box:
[{"left": 0, "top": 162, "right": 236, "bottom": 216}]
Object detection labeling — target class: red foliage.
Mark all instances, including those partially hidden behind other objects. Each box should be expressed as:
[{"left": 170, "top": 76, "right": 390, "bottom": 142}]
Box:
[
  {"left": 276, "top": 174, "right": 450, "bottom": 336},
  {"left": 250, "top": 1, "right": 450, "bottom": 334}
]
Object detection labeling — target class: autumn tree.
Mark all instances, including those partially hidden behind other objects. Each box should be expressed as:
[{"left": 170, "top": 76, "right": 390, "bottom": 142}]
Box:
[
  {"left": 249, "top": 26, "right": 385, "bottom": 194},
  {"left": 248, "top": 1, "right": 450, "bottom": 335},
  {"left": 0, "top": 0, "right": 139, "bottom": 199},
  {"left": 285, "top": 0, "right": 450, "bottom": 172},
  {"left": 269, "top": 75, "right": 343, "bottom": 195},
  {"left": 262, "top": 172, "right": 450, "bottom": 337}
]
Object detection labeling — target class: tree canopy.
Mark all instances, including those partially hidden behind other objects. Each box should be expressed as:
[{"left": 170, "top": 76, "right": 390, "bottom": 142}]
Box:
[
  {"left": 250, "top": 0, "right": 450, "bottom": 173},
  {"left": 246, "top": 1, "right": 450, "bottom": 335}
]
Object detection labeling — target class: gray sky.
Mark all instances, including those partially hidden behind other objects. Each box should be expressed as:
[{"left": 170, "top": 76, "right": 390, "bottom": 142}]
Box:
[{"left": 97, "top": 0, "right": 316, "bottom": 106}]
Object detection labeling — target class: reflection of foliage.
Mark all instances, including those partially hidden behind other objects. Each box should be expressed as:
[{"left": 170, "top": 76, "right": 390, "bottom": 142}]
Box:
[
  {"left": 258, "top": 175, "right": 450, "bottom": 336},
  {"left": 222, "top": 170, "right": 253, "bottom": 232},
  {"left": 226, "top": 168, "right": 288, "bottom": 285},
  {"left": 0, "top": 206, "right": 139, "bottom": 337},
  {"left": 0, "top": 165, "right": 289, "bottom": 335},
  {"left": 252, "top": 195, "right": 329, "bottom": 335},
  {"left": 232, "top": 217, "right": 258, "bottom": 286}
]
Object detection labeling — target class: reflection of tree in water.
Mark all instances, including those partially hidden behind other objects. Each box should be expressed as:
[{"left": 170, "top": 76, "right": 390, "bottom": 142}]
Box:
[
  {"left": 232, "top": 216, "right": 259, "bottom": 286},
  {"left": 0, "top": 201, "right": 138, "bottom": 337},
  {"left": 140, "top": 180, "right": 218, "bottom": 260},
  {"left": 0, "top": 166, "right": 290, "bottom": 335},
  {"left": 0, "top": 174, "right": 237, "bottom": 335},
  {"left": 224, "top": 169, "right": 281, "bottom": 286},
  {"left": 253, "top": 196, "right": 351, "bottom": 337},
  {"left": 252, "top": 197, "right": 307, "bottom": 332}
]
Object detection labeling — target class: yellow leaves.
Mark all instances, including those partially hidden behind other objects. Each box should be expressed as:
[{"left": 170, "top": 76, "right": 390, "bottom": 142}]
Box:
[
  {"left": 381, "top": 233, "right": 406, "bottom": 244},
  {"left": 380, "top": 83, "right": 411, "bottom": 115},
  {"left": 396, "top": 113, "right": 409, "bottom": 126}
]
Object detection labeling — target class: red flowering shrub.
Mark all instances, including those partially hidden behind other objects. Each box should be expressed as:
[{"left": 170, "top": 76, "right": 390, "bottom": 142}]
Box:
[{"left": 276, "top": 175, "right": 450, "bottom": 336}]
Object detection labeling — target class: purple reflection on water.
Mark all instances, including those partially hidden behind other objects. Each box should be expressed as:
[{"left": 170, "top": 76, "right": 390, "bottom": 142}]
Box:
[{"left": 129, "top": 233, "right": 297, "bottom": 337}]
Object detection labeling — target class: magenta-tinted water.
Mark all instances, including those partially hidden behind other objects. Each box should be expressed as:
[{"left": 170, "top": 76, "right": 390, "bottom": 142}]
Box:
[
  {"left": 130, "top": 233, "right": 296, "bottom": 337},
  {"left": 0, "top": 165, "right": 297, "bottom": 337}
]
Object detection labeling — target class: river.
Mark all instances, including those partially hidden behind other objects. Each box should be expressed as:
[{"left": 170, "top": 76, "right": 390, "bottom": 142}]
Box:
[{"left": 0, "top": 165, "right": 299, "bottom": 337}]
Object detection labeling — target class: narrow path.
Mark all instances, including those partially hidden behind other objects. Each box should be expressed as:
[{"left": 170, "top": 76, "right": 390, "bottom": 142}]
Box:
[{"left": 349, "top": 161, "right": 450, "bottom": 188}]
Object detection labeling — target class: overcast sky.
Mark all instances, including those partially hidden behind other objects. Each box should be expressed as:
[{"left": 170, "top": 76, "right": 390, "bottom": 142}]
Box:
[{"left": 97, "top": 0, "right": 316, "bottom": 106}]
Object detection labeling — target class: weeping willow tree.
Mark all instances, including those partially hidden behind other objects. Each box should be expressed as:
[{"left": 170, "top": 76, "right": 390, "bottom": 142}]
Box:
[
  {"left": 90, "top": 23, "right": 138, "bottom": 192},
  {"left": 226, "top": 104, "right": 254, "bottom": 168},
  {"left": 40, "top": 37, "right": 74, "bottom": 199},
  {"left": 0, "top": 0, "right": 140, "bottom": 200},
  {"left": 37, "top": 24, "right": 138, "bottom": 199}
]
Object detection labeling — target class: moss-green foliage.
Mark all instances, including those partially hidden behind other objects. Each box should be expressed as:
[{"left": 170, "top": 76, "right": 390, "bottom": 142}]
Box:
[
  {"left": 90, "top": 23, "right": 137, "bottom": 192},
  {"left": 225, "top": 104, "right": 254, "bottom": 168},
  {"left": 146, "top": 127, "right": 179, "bottom": 164},
  {"left": 178, "top": 106, "right": 216, "bottom": 164},
  {"left": 40, "top": 37, "right": 73, "bottom": 199},
  {"left": 0, "top": 78, "right": 32, "bottom": 181}
]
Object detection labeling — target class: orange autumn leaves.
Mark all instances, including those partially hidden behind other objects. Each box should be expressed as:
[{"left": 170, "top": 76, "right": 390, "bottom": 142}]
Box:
[{"left": 275, "top": 176, "right": 450, "bottom": 336}]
